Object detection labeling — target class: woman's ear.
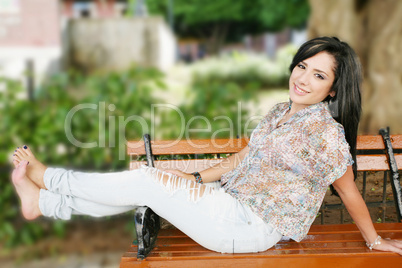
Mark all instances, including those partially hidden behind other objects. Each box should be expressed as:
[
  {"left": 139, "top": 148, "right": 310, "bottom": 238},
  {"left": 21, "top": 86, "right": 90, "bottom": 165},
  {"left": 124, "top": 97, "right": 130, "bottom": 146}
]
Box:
[{"left": 329, "top": 91, "right": 336, "bottom": 98}]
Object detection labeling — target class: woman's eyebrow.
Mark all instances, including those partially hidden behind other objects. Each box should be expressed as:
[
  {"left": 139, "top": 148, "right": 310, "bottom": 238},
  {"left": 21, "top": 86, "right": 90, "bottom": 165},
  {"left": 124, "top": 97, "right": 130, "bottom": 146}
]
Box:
[{"left": 301, "top": 61, "right": 330, "bottom": 77}]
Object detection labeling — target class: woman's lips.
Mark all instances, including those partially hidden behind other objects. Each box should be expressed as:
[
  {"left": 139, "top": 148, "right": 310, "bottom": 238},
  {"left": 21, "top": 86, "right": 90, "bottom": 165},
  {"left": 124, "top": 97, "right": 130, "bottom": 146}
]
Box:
[{"left": 294, "top": 84, "right": 310, "bottom": 95}]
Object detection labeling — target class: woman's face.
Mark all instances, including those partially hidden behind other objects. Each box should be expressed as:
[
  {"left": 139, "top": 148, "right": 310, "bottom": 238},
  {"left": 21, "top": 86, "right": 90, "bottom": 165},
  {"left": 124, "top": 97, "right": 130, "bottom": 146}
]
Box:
[{"left": 289, "top": 51, "right": 336, "bottom": 111}]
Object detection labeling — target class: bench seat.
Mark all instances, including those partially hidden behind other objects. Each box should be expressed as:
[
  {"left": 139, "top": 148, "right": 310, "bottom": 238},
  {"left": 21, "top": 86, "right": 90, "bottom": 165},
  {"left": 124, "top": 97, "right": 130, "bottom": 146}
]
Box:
[
  {"left": 122, "top": 132, "right": 402, "bottom": 267},
  {"left": 120, "top": 223, "right": 402, "bottom": 267}
]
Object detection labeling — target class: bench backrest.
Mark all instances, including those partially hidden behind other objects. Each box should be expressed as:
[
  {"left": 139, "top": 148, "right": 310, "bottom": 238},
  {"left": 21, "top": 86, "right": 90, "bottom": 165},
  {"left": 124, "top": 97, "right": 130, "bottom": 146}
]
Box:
[
  {"left": 127, "top": 138, "right": 249, "bottom": 173},
  {"left": 127, "top": 134, "right": 402, "bottom": 224},
  {"left": 127, "top": 135, "right": 402, "bottom": 172},
  {"left": 356, "top": 135, "right": 402, "bottom": 171}
]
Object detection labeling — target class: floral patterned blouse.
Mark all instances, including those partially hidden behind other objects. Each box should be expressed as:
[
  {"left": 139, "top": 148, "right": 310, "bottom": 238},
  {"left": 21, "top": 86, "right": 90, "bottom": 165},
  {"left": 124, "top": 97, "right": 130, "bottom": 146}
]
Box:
[{"left": 221, "top": 101, "right": 353, "bottom": 242}]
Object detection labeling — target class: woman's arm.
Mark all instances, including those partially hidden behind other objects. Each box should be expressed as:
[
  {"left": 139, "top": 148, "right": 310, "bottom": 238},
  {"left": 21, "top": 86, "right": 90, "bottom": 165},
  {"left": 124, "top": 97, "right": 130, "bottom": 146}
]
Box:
[
  {"left": 332, "top": 166, "right": 402, "bottom": 255},
  {"left": 166, "top": 145, "right": 250, "bottom": 183}
]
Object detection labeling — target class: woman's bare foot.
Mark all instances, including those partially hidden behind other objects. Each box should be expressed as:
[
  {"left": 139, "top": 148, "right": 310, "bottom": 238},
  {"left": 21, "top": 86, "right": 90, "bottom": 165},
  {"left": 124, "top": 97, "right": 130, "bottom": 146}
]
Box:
[
  {"left": 13, "top": 145, "right": 47, "bottom": 189},
  {"left": 11, "top": 160, "right": 42, "bottom": 220}
]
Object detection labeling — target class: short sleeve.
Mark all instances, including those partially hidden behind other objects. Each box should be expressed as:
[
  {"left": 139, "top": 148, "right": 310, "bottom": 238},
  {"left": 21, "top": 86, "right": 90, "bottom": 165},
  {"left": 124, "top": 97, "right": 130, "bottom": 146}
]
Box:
[{"left": 302, "top": 122, "right": 354, "bottom": 186}]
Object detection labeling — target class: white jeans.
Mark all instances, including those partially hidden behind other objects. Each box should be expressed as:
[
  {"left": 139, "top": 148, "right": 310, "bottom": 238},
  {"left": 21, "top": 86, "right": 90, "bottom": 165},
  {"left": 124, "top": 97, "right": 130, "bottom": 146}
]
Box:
[{"left": 39, "top": 165, "right": 282, "bottom": 253}]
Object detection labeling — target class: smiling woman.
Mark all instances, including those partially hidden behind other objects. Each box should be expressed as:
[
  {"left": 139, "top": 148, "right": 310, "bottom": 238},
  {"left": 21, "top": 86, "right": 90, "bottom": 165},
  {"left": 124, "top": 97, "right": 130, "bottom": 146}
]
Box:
[
  {"left": 10, "top": 37, "right": 402, "bottom": 256},
  {"left": 289, "top": 37, "right": 362, "bottom": 177},
  {"left": 288, "top": 52, "right": 336, "bottom": 110}
]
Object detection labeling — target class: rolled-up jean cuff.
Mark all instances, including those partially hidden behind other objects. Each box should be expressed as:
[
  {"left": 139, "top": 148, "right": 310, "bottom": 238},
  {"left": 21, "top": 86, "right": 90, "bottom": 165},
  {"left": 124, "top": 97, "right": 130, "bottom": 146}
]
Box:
[{"left": 39, "top": 189, "right": 72, "bottom": 220}]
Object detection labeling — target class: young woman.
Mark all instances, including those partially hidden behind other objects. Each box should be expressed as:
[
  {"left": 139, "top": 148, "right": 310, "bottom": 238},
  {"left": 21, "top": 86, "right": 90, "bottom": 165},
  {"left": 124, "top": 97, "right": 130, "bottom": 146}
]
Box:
[{"left": 11, "top": 37, "right": 402, "bottom": 255}]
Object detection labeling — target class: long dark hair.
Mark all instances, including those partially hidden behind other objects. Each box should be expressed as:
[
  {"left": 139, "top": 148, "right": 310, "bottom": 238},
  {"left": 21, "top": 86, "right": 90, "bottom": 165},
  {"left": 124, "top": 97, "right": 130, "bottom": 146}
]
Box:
[{"left": 289, "top": 36, "right": 362, "bottom": 194}]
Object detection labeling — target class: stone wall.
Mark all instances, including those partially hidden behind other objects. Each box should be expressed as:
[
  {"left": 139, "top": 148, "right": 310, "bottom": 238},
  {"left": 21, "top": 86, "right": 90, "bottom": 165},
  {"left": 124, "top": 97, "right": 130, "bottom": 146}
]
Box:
[{"left": 66, "top": 17, "right": 176, "bottom": 72}]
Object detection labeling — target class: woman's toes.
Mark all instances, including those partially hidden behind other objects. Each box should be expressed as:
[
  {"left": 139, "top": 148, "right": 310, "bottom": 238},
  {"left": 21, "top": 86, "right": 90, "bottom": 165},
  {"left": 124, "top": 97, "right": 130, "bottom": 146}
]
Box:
[
  {"left": 16, "top": 145, "right": 35, "bottom": 159},
  {"left": 13, "top": 151, "right": 22, "bottom": 162},
  {"left": 15, "top": 146, "right": 32, "bottom": 160},
  {"left": 15, "top": 148, "right": 24, "bottom": 157},
  {"left": 17, "top": 146, "right": 28, "bottom": 156},
  {"left": 23, "top": 145, "right": 33, "bottom": 156},
  {"left": 13, "top": 157, "right": 21, "bottom": 165}
]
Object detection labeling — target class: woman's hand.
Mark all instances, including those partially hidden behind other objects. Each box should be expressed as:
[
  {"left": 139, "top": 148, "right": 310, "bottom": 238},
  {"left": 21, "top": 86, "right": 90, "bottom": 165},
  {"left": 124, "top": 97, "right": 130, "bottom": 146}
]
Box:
[
  {"left": 162, "top": 146, "right": 249, "bottom": 184},
  {"left": 334, "top": 167, "right": 402, "bottom": 256},
  {"left": 373, "top": 237, "right": 402, "bottom": 255},
  {"left": 164, "top": 169, "right": 195, "bottom": 181}
]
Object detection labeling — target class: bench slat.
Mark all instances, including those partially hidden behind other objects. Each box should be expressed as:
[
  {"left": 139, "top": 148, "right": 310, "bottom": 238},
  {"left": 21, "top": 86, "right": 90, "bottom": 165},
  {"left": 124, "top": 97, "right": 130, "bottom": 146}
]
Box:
[
  {"left": 124, "top": 248, "right": 401, "bottom": 259},
  {"left": 121, "top": 257, "right": 401, "bottom": 268},
  {"left": 127, "top": 135, "right": 402, "bottom": 157},
  {"left": 357, "top": 135, "right": 402, "bottom": 150},
  {"left": 356, "top": 154, "right": 402, "bottom": 171},
  {"left": 130, "top": 154, "right": 402, "bottom": 172},
  {"left": 134, "top": 246, "right": 397, "bottom": 256},
  {"left": 127, "top": 223, "right": 402, "bottom": 238},
  {"left": 391, "top": 135, "right": 402, "bottom": 149},
  {"left": 120, "top": 223, "right": 402, "bottom": 267},
  {"left": 124, "top": 232, "right": 402, "bottom": 251},
  {"left": 127, "top": 138, "right": 249, "bottom": 156},
  {"left": 130, "top": 159, "right": 225, "bottom": 173}
]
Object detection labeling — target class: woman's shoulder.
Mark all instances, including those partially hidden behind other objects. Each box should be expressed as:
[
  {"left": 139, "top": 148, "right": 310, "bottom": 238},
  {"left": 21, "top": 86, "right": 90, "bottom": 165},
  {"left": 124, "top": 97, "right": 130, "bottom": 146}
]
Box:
[
  {"left": 304, "top": 104, "right": 346, "bottom": 138},
  {"left": 266, "top": 102, "right": 289, "bottom": 116},
  {"left": 258, "top": 102, "right": 289, "bottom": 123}
]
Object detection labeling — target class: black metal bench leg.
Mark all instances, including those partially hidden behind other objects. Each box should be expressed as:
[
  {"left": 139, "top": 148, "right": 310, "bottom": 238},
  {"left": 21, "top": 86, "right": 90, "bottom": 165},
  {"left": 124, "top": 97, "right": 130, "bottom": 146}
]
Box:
[
  {"left": 134, "top": 206, "right": 160, "bottom": 260},
  {"left": 133, "top": 134, "right": 160, "bottom": 259},
  {"left": 380, "top": 127, "right": 402, "bottom": 222}
]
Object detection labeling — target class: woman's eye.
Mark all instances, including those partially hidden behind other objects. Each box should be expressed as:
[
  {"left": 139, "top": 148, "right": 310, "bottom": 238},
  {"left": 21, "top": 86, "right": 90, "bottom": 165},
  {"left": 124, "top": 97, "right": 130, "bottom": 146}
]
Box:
[
  {"left": 297, "top": 64, "right": 305, "bottom": 69},
  {"left": 315, "top": 74, "right": 324, "bottom": 80}
]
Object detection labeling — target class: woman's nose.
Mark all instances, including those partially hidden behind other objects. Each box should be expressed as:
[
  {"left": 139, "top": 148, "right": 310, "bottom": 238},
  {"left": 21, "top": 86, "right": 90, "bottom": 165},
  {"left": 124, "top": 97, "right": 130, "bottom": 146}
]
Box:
[{"left": 298, "top": 72, "right": 309, "bottom": 86}]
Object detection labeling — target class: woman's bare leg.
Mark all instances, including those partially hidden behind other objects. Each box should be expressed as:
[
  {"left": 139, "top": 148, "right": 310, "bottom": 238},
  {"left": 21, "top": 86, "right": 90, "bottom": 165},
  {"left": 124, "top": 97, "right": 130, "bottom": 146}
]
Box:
[
  {"left": 11, "top": 160, "right": 42, "bottom": 220},
  {"left": 12, "top": 154, "right": 135, "bottom": 219},
  {"left": 13, "top": 145, "right": 47, "bottom": 189}
]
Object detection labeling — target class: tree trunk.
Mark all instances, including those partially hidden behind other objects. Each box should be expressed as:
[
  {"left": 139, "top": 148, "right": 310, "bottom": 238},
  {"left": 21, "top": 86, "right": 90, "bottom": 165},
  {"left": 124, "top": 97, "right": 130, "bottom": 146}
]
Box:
[
  {"left": 205, "top": 23, "right": 229, "bottom": 55},
  {"left": 308, "top": 0, "right": 402, "bottom": 134}
]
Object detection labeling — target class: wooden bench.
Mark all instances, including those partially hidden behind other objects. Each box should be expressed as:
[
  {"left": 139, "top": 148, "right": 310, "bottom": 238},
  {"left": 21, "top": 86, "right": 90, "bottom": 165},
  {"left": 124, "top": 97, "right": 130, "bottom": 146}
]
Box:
[{"left": 120, "top": 130, "right": 402, "bottom": 267}]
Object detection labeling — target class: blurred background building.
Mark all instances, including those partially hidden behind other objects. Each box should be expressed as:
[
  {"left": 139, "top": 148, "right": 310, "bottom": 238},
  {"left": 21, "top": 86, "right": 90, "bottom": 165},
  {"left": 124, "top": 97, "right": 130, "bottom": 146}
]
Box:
[
  {"left": 0, "top": 0, "right": 60, "bottom": 93},
  {"left": 0, "top": 0, "right": 176, "bottom": 90}
]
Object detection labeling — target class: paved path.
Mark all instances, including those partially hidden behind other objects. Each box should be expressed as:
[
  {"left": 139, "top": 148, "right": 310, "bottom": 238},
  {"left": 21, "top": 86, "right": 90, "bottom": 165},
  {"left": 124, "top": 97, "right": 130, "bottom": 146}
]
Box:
[{"left": 1, "top": 252, "right": 123, "bottom": 268}]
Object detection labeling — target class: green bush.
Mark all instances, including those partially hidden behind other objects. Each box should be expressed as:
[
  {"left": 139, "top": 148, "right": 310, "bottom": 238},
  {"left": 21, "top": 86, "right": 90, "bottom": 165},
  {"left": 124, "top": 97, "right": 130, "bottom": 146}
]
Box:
[
  {"left": 0, "top": 63, "right": 259, "bottom": 248},
  {"left": 0, "top": 66, "right": 165, "bottom": 248},
  {"left": 158, "top": 79, "right": 259, "bottom": 140},
  {"left": 191, "top": 44, "right": 298, "bottom": 89}
]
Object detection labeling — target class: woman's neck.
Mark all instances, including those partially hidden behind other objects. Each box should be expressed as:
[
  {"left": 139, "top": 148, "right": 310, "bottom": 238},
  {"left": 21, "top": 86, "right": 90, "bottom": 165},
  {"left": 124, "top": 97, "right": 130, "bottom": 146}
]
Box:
[{"left": 288, "top": 103, "right": 309, "bottom": 116}]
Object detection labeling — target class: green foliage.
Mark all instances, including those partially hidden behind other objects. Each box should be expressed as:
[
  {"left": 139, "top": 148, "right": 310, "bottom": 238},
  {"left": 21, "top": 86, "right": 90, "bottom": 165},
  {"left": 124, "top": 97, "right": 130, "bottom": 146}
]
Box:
[
  {"left": 0, "top": 63, "right": 259, "bottom": 248},
  {"left": 158, "top": 74, "right": 260, "bottom": 140},
  {"left": 148, "top": 0, "right": 310, "bottom": 51},
  {"left": 254, "top": 0, "right": 311, "bottom": 31},
  {"left": 191, "top": 44, "right": 298, "bottom": 88},
  {"left": 165, "top": 0, "right": 245, "bottom": 25},
  {"left": 1, "top": 67, "right": 164, "bottom": 169},
  {"left": 186, "top": 81, "right": 259, "bottom": 139},
  {"left": 149, "top": 0, "right": 309, "bottom": 30},
  {"left": 157, "top": 47, "right": 297, "bottom": 140},
  {"left": 0, "top": 66, "right": 164, "bottom": 248},
  {"left": 124, "top": 0, "right": 136, "bottom": 16}
]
